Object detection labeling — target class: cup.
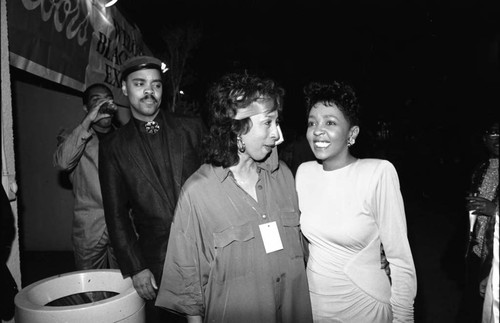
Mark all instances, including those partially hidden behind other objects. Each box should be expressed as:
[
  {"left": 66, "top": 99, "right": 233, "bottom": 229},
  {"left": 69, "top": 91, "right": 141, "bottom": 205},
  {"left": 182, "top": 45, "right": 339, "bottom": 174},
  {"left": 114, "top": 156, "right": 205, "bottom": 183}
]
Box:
[
  {"left": 99, "top": 101, "right": 117, "bottom": 115},
  {"left": 466, "top": 191, "right": 479, "bottom": 232}
]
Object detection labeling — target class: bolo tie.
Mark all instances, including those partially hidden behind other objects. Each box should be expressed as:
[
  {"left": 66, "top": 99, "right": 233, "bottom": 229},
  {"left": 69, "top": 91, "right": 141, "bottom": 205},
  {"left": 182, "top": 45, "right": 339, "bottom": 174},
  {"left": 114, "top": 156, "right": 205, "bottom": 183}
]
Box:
[{"left": 145, "top": 121, "right": 160, "bottom": 134}]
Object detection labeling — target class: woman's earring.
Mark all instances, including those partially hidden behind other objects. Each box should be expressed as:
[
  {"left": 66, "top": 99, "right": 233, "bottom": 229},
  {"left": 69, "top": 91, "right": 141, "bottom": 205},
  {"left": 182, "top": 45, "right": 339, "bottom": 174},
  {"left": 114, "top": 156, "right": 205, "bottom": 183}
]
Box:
[
  {"left": 237, "top": 137, "right": 246, "bottom": 153},
  {"left": 347, "top": 137, "right": 356, "bottom": 147}
]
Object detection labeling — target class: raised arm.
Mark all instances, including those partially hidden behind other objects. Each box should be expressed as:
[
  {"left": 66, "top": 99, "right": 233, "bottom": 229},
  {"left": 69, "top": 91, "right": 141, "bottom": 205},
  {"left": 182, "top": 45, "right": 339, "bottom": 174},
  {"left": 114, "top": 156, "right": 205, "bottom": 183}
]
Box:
[{"left": 53, "top": 125, "right": 93, "bottom": 170}]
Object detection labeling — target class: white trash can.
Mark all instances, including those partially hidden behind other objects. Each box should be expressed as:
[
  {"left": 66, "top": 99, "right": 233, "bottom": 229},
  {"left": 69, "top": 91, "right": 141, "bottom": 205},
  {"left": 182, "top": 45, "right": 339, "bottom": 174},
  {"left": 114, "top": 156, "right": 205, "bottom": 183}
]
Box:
[{"left": 14, "top": 269, "right": 145, "bottom": 323}]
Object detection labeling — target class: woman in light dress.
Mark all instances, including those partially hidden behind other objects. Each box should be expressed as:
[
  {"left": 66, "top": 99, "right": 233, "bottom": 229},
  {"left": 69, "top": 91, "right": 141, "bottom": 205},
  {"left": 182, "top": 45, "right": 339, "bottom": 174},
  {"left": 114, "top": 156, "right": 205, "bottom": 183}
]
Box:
[{"left": 296, "top": 81, "right": 417, "bottom": 322}]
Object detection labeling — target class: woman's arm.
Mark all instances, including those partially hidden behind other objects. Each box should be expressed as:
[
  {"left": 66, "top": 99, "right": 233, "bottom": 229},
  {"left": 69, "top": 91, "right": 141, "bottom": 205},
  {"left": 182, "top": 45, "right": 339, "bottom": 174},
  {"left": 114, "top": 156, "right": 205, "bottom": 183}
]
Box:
[{"left": 374, "top": 161, "right": 417, "bottom": 322}]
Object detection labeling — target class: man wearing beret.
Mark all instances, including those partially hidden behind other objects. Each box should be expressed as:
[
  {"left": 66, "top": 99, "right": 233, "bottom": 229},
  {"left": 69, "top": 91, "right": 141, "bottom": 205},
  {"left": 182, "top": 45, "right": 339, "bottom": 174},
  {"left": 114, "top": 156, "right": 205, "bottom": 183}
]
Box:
[{"left": 99, "top": 55, "right": 205, "bottom": 322}]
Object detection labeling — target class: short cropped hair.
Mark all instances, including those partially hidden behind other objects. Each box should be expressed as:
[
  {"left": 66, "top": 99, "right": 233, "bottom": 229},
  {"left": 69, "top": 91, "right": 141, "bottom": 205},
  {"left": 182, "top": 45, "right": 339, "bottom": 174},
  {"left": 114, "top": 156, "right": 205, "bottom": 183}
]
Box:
[
  {"left": 303, "top": 81, "right": 360, "bottom": 127},
  {"left": 203, "top": 72, "right": 285, "bottom": 167},
  {"left": 82, "top": 83, "right": 113, "bottom": 106}
]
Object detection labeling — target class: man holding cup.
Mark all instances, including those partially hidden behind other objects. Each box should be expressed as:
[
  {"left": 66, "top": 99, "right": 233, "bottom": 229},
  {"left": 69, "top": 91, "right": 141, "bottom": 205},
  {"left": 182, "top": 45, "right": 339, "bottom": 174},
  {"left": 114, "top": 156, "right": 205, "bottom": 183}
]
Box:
[{"left": 53, "top": 83, "right": 119, "bottom": 270}]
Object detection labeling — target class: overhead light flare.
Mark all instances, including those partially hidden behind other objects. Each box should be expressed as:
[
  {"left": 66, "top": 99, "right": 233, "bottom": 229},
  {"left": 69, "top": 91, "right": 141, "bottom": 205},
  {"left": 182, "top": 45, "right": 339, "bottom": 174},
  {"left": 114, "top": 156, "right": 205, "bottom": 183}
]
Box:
[{"left": 105, "top": 0, "right": 118, "bottom": 8}]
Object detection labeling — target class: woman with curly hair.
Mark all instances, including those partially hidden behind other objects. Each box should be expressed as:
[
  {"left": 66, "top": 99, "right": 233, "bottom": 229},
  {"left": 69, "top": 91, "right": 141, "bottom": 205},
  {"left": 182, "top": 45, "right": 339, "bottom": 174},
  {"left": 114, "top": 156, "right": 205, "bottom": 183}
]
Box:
[
  {"left": 156, "top": 72, "right": 313, "bottom": 323},
  {"left": 295, "top": 81, "right": 417, "bottom": 322}
]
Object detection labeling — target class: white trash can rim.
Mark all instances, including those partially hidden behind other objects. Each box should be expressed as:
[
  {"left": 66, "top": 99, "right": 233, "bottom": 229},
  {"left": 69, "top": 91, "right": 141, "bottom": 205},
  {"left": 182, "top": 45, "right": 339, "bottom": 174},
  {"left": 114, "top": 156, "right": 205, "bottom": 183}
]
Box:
[{"left": 15, "top": 269, "right": 145, "bottom": 322}]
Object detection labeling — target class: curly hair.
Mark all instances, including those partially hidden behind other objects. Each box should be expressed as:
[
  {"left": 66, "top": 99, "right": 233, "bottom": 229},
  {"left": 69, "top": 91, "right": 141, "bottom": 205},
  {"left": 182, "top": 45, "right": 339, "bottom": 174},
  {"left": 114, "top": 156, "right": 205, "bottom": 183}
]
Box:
[
  {"left": 303, "top": 81, "right": 360, "bottom": 127},
  {"left": 202, "top": 72, "right": 285, "bottom": 167}
]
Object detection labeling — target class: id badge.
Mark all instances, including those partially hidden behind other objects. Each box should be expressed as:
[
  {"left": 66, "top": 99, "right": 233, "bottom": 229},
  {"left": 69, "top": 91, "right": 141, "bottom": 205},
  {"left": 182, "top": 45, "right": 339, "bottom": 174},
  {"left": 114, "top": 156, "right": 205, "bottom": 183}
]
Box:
[{"left": 259, "top": 221, "right": 284, "bottom": 254}]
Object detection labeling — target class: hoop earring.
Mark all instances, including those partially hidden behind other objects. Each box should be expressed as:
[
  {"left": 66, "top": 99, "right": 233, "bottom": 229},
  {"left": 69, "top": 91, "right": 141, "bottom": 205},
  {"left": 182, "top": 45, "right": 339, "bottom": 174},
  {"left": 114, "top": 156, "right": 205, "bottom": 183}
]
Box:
[
  {"left": 237, "top": 137, "right": 246, "bottom": 153},
  {"left": 347, "top": 137, "right": 356, "bottom": 147}
]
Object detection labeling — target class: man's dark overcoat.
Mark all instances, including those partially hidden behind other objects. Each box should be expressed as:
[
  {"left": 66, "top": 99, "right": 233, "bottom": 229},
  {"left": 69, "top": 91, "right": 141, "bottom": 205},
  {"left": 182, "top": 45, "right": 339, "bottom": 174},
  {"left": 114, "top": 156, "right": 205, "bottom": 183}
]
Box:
[{"left": 99, "top": 110, "right": 204, "bottom": 281}]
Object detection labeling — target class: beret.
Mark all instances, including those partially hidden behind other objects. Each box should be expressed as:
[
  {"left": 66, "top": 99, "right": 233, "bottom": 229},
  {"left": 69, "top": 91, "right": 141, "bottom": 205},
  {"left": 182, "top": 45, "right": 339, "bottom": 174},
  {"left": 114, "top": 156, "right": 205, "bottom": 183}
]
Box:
[{"left": 120, "top": 55, "right": 162, "bottom": 82}]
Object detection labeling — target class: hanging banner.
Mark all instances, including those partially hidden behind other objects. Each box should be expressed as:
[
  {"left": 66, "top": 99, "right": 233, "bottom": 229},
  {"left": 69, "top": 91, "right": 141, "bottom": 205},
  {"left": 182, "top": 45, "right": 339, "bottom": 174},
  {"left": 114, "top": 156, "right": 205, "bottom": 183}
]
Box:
[
  {"left": 8, "top": 0, "right": 150, "bottom": 108},
  {"left": 84, "top": 2, "right": 151, "bottom": 107}
]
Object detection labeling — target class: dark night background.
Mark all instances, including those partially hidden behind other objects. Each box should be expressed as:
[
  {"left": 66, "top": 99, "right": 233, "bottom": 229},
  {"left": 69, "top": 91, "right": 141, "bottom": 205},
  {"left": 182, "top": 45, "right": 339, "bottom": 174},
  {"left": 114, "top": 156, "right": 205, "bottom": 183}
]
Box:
[
  {"left": 117, "top": 0, "right": 499, "bottom": 128},
  {"left": 115, "top": 0, "right": 499, "bottom": 193},
  {"left": 113, "top": 1, "right": 499, "bottom": 321}
]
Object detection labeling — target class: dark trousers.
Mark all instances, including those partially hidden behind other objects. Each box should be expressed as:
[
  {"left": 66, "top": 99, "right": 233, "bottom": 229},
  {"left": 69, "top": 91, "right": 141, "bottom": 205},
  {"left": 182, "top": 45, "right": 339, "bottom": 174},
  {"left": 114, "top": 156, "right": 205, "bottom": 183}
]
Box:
[
  {"left": 146, "top": 299, "right": 187, "bottom": 323},
  {"left": 456, "top": 254, "right": 484, "bottom": 323}
]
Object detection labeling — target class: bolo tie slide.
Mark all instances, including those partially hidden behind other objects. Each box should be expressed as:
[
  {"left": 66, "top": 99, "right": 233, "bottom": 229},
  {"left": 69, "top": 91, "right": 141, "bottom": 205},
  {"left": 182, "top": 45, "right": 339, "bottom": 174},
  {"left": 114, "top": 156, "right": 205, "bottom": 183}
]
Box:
[{"left": 145, "top": 121, "right": 160, "bottom": 134}]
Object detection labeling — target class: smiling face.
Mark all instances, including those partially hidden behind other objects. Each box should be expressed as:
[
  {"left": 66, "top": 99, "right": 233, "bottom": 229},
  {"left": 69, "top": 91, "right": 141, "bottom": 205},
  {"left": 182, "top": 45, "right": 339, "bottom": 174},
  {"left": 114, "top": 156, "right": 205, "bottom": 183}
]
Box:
[
  {"left": 122, "top": 68, "right": 163, "bottom": 121},
  {"left": 240, "top": 100, "right": 280, "bottom": 162},
  {"left": 306, "top": 102, "right": 359, "bottom": 170}
]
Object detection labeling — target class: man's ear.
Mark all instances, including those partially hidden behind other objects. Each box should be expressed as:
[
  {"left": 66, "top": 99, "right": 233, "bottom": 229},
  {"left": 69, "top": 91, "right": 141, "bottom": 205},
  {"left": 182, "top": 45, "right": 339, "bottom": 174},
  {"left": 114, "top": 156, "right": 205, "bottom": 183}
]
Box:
[{"left": 121, "top": 80, "right": 128, "bottom": 97}]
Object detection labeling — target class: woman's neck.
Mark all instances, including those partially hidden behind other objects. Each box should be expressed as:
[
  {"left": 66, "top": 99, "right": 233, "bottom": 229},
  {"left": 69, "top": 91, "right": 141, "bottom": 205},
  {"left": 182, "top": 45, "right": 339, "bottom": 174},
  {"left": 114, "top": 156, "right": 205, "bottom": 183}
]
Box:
[
  {"left": 230, "top": 156, "right": 259, "bottom": 201},
  {"left": 231, "top": 156, "right": 257, "bottom": 179},
  {"left": 322, "top": 153, "right": 357, "bottom": 171}
]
